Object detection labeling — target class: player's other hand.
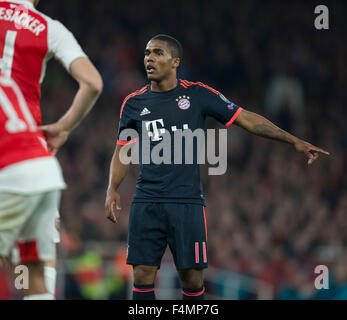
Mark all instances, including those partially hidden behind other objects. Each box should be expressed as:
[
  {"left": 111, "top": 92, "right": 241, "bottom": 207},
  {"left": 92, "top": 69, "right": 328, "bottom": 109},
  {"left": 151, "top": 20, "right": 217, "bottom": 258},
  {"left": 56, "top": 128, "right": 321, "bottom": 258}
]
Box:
[
  {"left": 294, "top": 139, "right": 330, "bottom": 165},
  {"left": 105, "top": 188, "right": 122, "bottom": 224},
  {"left": 38, "top": 122, "right": 71, "bottom": 156}
]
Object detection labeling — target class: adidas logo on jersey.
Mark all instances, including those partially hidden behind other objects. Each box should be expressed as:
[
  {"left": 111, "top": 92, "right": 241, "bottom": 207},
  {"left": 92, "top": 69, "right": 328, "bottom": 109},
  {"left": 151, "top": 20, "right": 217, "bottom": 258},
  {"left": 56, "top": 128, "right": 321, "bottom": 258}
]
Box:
[{"left": 140, "top": 107, "right": 151, "bottom": 116}]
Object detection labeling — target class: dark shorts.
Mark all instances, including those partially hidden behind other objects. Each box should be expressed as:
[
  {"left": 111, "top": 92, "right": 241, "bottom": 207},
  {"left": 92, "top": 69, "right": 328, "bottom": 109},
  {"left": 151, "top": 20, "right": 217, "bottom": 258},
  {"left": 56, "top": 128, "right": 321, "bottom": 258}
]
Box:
[{"left": 126, "top": 202, "right": 208, "bottom": 270}]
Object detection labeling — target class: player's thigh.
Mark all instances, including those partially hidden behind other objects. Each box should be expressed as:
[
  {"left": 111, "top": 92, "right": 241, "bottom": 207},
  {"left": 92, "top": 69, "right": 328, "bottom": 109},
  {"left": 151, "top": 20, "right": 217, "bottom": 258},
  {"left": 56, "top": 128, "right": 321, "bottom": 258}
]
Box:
[
  {"left": 166, "top": 203, "right": 208, "bottom": 270},
  {"left": 0, "top": 192, "right": 42, "bottom": 257},
  {"left": 127, "top": 202, "right": 167, "bottom": 267},
  {"left": 12, "top": 190, "right": 61, "bottom": 264}
]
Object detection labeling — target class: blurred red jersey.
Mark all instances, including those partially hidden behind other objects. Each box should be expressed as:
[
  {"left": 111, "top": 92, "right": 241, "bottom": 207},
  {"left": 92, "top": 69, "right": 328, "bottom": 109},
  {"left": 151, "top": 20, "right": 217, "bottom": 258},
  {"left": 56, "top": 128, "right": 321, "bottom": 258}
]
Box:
[
  {"left": 0, "top": 0, "right": 86, "bottom": 125},
  {"left": 0, "top": 74, "right": 65, "bottom": 193},
  {"left": 0, "top": 75, "right": 50, "bottom": 170}
]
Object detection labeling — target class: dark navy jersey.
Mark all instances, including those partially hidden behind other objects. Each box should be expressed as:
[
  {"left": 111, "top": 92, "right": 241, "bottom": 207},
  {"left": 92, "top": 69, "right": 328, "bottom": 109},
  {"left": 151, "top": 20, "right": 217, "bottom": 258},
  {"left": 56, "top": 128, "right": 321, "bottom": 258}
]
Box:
[{"left": 116, "top": 79, "right": 243, "bottom": 205}]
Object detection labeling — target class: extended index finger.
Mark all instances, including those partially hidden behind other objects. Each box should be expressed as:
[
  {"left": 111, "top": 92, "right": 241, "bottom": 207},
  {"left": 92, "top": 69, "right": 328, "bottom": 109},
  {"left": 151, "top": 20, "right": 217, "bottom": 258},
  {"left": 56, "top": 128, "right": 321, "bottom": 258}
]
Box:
[{"left": 310, "top": 146, "right": 330, "bottom": 155}]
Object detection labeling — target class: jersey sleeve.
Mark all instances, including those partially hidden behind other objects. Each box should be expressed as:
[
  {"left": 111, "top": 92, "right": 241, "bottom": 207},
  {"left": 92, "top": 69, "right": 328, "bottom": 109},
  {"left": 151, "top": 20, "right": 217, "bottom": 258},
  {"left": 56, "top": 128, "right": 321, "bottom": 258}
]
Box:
[
  {"left": 116, "top": 100, "right": 138, "bottom": 146},
  {"left": 200, "top": 86, "right": 243, "bottom": 127},
  {"left": 48, "top": 19, "right": 88, "bottom": 71}
]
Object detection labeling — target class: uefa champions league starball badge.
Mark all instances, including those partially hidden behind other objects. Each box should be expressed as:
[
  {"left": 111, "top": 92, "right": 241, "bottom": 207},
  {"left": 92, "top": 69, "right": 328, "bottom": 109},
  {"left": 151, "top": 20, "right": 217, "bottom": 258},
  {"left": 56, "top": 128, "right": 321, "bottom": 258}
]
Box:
[
  {"left": 227, "top": 103, "right": 236, "bottom": 110},
  {"left": 176, "top": 96, "right": 191, "bottom": 110}
]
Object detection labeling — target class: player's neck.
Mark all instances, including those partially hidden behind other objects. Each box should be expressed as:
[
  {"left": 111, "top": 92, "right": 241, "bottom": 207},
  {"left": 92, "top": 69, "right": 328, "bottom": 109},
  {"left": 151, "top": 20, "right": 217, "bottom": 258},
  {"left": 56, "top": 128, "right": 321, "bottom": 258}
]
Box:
[{"left": 151, "top": 77, "right": 177, "bottom": 93}]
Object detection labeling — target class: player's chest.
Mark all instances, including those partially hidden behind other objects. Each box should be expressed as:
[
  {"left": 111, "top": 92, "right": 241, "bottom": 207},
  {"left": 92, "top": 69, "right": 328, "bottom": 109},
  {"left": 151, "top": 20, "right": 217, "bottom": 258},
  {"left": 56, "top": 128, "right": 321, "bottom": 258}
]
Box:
[{"left": 134, "top": 94, "right": 201, "bottom": 133}]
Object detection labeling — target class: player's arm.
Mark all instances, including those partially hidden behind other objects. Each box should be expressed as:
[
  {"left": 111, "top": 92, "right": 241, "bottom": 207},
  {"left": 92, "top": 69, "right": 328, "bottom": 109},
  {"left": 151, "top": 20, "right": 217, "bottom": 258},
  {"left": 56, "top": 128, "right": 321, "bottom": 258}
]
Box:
[
  {"left": 105, "top": 144, "right": 130, "bottom": 224},
  {"left": 234, "top": 109, "right": 330, "bottom": 165},
  {"left": 55, "top": 57, "right": 103, "bottom": 131},
  {"left": 106, "top": 98, "right": 137, "bottom": 223},
  {"left": 40, "top": 57, "right": 103, "bottom": 155}
]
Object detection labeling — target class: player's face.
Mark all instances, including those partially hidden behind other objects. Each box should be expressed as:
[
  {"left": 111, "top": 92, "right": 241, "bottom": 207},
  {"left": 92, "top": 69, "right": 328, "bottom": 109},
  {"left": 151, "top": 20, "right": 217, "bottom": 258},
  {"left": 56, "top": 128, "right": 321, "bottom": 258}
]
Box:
[{"left": 144, "top": 40, "right": 179, "bottom": 82}]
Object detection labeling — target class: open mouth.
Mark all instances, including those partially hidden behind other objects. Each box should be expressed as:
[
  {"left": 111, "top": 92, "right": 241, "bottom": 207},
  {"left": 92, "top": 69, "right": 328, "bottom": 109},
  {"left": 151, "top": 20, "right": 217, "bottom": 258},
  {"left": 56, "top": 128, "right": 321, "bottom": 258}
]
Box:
[{"left": 146, "top": 65, "right": 156, "bottom": 74}]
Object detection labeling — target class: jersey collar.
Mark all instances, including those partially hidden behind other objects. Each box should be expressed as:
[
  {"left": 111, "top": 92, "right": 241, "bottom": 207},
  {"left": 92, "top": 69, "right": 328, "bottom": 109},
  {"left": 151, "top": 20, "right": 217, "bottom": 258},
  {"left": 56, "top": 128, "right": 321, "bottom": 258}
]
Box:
[{"left": 148, "top": 79, "right": 180, "bottom": 94}]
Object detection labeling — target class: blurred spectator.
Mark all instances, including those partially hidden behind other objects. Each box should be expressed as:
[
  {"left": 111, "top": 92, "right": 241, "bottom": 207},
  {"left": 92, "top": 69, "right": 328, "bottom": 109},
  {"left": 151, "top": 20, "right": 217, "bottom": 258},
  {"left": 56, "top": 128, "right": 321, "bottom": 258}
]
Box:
[{"left": 265, "top": 60, "right": 305, "bottom": 131}]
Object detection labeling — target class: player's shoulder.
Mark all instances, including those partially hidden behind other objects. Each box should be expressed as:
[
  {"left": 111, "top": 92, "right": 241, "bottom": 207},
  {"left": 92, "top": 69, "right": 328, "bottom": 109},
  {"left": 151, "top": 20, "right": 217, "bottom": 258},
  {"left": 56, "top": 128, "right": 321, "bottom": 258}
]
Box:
[
  {"left": 120, "top": 84, "right": 149, "bottom": 117},
  {"left": 40, "top": 14, "right": 68, "bottom": 34},
  {"left": 27, "top": 6, "right": 71, "bottom": 34},
  {"left": 179, "top": 79, "right": 220, "bottom": 96},
  {"left": 122, "top": 85, "right": 149, "bottom": 103}
]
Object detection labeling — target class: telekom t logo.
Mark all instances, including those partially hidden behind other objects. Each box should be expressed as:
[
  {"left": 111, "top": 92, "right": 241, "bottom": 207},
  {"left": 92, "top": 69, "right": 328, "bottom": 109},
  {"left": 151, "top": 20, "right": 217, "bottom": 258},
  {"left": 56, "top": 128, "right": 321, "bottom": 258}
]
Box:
[
  {"left": 145, "top": 119, "right": 189, "bottom": 141},
  {"left": 145, "top": 119, "right": 165, "bottom": 141}
]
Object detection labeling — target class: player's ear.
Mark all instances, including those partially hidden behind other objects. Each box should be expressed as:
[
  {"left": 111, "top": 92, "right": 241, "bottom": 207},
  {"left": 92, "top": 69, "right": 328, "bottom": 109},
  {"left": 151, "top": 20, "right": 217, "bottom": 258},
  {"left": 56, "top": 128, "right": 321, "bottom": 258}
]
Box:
[{"left": 172, "top": 57, "right": 180, "bottom": 69}]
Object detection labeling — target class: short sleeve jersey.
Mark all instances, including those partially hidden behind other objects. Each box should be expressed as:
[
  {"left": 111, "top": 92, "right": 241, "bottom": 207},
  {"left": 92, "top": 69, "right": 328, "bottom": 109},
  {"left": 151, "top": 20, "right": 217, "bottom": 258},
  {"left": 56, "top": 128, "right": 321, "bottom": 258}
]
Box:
[
  {"left": 117, "top": 79, "right": 243, "bottom": 205},
  {"left": 0, "top": 0, "right": 87, "bottom": 125}
]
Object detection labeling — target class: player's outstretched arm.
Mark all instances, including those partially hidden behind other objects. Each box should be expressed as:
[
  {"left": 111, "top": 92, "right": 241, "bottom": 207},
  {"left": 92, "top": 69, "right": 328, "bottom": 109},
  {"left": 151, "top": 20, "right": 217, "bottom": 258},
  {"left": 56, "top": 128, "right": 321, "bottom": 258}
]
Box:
[
  {"left": 39, "top": 57, "right": 103, "bottom": 155},
  {"left": 234, "top": 109, "right": 330, "bottom": 165},
  {"left": 105, "top": 144, "right": 130, "bottom": 224}
]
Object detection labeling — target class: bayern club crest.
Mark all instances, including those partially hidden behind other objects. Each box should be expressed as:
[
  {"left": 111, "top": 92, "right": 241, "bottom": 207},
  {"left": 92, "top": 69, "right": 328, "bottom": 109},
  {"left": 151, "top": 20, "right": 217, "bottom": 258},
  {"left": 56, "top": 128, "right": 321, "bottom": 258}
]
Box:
[{"left": 176, "top": 96, "right": 191, "bottom": 110}]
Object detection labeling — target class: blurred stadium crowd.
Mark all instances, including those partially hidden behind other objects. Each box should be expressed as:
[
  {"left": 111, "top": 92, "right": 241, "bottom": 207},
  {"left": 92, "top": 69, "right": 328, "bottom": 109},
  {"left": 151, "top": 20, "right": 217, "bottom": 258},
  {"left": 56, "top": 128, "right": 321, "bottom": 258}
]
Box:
[{"left": 1, "top": 0, "right": 346, "bottom": 299}]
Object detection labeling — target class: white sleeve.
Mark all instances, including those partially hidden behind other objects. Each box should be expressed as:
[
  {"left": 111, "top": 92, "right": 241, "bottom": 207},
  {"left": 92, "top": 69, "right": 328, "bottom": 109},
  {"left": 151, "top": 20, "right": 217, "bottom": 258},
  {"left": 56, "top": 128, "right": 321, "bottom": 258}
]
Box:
[{"left": 48, "top": 19, "right": 88, "bottom": 71}]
